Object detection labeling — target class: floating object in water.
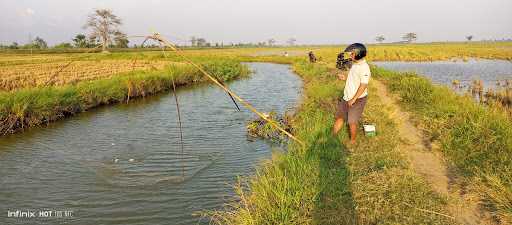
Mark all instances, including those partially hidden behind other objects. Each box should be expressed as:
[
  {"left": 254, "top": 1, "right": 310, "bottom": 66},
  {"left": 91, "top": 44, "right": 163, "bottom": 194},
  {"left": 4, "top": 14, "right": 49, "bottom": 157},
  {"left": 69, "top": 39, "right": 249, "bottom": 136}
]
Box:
[
  {"left": 111, "top": 143, "right": 115, "bottom": 146},
  {"left": 128, "top": 159, "right": 135, "bottom": 162},
  {"left": 113, "top": 158, "right": 119, "bottom": 163},
  {"left": 363, "top": 124, "right": 376, "bottom": 137}
]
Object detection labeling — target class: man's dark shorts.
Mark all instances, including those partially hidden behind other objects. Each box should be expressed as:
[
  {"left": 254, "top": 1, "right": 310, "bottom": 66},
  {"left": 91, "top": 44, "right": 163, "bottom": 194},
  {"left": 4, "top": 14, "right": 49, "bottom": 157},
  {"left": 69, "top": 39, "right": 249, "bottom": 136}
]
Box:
[{"left": 335, "top": 96, "right": 368, "bottom": 124}]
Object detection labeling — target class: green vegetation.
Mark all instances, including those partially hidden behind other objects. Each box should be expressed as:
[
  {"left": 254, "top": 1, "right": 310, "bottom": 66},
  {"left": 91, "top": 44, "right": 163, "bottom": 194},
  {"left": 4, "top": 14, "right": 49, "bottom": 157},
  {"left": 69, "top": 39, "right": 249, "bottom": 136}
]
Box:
[
  {"left": 1, "top": 41, "right": 512, "bottom": 224},
  {"left": 0, "top": 60, "right": 249, "bottom": 134},
  {"left": 374, "top": 67, "right": 512, "bottom": 224},
  {"left": 211, "top": 60, "right": 453, "bottom": 224}
]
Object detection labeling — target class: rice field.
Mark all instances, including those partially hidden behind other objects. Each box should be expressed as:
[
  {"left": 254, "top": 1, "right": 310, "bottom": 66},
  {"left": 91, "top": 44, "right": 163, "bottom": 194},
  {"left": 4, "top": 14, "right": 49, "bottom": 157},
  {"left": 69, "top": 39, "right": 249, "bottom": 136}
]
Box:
[
  {"left": 0, "top": 59, "right": 171, "bottom": 90},
  {"left": 1, "top": 41, "right": 512, "bottom": 224}
]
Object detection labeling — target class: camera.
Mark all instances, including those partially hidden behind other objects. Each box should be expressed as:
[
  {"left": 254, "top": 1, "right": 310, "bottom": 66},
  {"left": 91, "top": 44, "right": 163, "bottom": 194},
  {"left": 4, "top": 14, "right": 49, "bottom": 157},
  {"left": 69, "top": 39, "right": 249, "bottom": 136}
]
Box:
[{"left": 336, "top": 52, "right": 353, "bottom": 71}]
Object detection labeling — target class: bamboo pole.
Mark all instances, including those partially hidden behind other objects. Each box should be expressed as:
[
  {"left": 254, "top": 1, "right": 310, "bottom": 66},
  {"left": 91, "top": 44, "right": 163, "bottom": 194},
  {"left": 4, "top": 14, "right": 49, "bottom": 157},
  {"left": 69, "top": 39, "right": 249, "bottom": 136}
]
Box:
[{"left": 144, "top": 33, "right": 306, "bottom": 147}]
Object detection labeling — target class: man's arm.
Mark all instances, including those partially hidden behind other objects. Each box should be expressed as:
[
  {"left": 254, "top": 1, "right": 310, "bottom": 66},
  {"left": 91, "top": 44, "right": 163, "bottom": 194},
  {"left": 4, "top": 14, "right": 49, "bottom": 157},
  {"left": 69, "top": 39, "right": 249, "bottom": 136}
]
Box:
[
  {"left": 348, "top": 83, "right": 368, "bottom": 107},
  {"left": 337, "top": 71, "right": 347, "bottom": 81}
]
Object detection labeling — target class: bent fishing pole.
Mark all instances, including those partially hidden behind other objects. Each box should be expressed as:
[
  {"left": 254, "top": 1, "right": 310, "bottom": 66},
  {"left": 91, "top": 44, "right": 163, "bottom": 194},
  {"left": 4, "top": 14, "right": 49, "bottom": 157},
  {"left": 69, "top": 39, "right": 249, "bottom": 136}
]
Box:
[{"left": 139, "top": 33, "right": 305, "bottom": 147}]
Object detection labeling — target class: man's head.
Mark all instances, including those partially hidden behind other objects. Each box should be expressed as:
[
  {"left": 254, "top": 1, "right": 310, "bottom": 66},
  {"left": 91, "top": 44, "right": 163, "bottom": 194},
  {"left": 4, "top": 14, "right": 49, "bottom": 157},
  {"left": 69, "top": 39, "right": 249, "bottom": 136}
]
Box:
[
  {"left": 336, "top": 43, "right": 367, "bottom": 71},
  {"left": 346, "top": 43, "right": 367, "bottom": 60}
]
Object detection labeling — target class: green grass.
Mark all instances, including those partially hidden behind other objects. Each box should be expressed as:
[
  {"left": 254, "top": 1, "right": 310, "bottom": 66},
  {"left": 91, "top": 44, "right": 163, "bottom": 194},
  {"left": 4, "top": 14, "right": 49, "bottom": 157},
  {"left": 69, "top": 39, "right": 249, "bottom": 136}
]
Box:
[
  {"left": 2, "top": 42, "right": 511, "bottom": 224},
  {"left": 0, "top": 59, "right": 249, "bottom": 134},
  {"left": 211, "top": 60, "right": 453, "bottom": 224},
  {"left": 374, "top": 66, "right": 512, "bottom": 224}
]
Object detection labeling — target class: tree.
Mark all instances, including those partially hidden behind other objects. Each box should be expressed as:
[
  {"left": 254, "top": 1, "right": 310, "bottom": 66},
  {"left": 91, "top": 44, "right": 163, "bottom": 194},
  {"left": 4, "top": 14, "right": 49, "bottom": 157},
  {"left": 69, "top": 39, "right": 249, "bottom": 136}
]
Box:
[
  {"left": 54, "top": 43, "right": 72, "bottom": 49},
  {"left": 402, "top": 33, "right": 417, "bottom": 43},
  {"left": 190, "top": 36, "right": 197, "bottom": 46},
  {"left": 287, "top": 38, "right": 297, "bottom": 46},
  {"left": 466, "top": 35, "right": 474, "bottom": 41},
  {"left": 33, "top": 36, "right": 48, "bottom": 49},
  {"left": 375, "top": 35, "right": 385, "bottom": 43},
  {"left": 72, "top": 34, "right": 88, "bottom": 48},
  {"left": 267, "top": 38, "right": 276, "bottom": 46},
  {"left": 9, "top": 42, "right": 19, "bottom": 49},
  {"left": 113, "top": 31, "right": 129, "bottom": 48},
  {"left": 83, "top": 9, "right": 125, "bottom": 52},
  {"left": 196, "top": 38, "right": 207, "bottom": 47}
]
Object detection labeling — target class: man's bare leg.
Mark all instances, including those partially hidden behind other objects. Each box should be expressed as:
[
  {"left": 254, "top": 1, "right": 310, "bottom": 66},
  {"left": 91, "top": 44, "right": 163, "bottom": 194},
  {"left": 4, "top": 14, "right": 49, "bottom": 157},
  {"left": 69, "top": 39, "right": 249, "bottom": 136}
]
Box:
[
  {"left": 349, "top": 123, "right": 357, "bottom": 144},
  {"left": 333, "top": 118, "right": 344, "bottom": 136}
]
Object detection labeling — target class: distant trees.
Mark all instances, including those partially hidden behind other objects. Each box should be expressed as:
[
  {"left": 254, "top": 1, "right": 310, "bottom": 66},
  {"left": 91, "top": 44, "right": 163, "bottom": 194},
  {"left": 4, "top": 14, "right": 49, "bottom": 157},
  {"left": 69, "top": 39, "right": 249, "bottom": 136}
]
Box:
[
  {"left": 54, "top": 43, "right": 73, "bottom": 49},
  {"left": 188, "top": 37, "right": 211, "bottom": 47},
  {"left": 113, "top": 31, "right": 129, "bottom": 48},
  {"left": 83, "top": 9, "right": 126, "bottom": 52},
  {"left": 190, "top": 36, "right": 197, "bottom": 46},
  {"left": 33, "top": 36, "right": 48, "bottom": 49},
  {"left": 466, "top": 35, "right": 474, "bottom": 41},
  {"left": 72, "top": 34, "right": 88, "bottom": 48},
  {"left": 196, "top": 38, "right": 207, "bottom": 47},
  {"left": 8, "top": 42, "right": 19, "bottom": 49},
  {"left": 267, "top": 38, "right": 276, "bottom": 46},
  {"left": 402, "top": 32, "right": 417, "bottom": 43},
  {"left": 287, "top": 38, "right": 297, "bottom": 46},
  {"left": 375, "top": 35, "right": 385, "bottom": 43}
]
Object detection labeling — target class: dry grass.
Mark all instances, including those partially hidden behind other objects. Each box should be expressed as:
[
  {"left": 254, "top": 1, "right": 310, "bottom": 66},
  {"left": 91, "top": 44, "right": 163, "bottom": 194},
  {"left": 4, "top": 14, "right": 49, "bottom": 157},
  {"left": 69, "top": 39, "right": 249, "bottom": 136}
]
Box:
[{"left": 0, "top": 59, "right": 172, "bottom": 91}]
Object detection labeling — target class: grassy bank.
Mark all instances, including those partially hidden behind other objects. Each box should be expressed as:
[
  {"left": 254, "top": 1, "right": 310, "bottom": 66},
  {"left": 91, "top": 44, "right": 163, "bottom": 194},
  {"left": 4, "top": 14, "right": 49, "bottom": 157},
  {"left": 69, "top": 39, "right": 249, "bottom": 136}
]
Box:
[
  {"left": 211, "top": 59, "right": 454, "bottom": 224},
  {"left": 0, "top": 59, "right": 249, "bottom": 135},
  {"left": 374, "top": 67, "right": 512, "bottom": 223}
]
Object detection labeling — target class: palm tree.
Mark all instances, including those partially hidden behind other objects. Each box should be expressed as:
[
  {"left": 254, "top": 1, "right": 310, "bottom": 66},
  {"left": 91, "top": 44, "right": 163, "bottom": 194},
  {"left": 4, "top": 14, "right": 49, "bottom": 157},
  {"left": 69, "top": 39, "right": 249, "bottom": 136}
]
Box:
[{"left": 72, "top": 34, "right": 88, "bottom": 48}]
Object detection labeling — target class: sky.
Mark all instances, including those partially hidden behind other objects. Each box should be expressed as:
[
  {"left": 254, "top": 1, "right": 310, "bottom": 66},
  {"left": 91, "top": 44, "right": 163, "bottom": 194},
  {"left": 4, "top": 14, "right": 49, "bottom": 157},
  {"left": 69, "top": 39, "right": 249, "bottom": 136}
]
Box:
[{"left": 0, "top": 0, "right": 511, "bottom": 46}]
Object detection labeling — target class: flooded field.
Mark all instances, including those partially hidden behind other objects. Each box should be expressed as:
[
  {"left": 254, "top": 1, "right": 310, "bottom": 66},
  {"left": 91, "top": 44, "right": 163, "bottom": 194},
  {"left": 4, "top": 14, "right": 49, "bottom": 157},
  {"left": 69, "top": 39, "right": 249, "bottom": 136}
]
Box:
[
  {"left": 374, "top": 59, "right": 512, "bottom": 91},
  {"left": 0, "top": 63, "right": 302, "bottom": 225}
]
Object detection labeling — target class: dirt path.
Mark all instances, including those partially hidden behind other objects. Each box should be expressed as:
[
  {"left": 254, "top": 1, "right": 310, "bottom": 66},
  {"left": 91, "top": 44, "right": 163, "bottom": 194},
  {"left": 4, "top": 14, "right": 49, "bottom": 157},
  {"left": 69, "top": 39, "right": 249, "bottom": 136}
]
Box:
[{"left": 372, "top": 79, "right": 495, "bottom": 225}]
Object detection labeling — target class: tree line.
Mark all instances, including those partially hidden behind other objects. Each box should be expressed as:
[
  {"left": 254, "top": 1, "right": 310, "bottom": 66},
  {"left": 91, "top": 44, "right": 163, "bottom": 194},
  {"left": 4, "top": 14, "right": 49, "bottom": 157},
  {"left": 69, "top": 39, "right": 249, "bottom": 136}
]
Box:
[
  {"left": 0, "top": 8, "right": 300, "bottom": 51},
  {"left": 374, "top": 33, "right": 478, "bottom": 44},
  {"left": 1, "top": 9, "right": 129, "bottom": 51}
]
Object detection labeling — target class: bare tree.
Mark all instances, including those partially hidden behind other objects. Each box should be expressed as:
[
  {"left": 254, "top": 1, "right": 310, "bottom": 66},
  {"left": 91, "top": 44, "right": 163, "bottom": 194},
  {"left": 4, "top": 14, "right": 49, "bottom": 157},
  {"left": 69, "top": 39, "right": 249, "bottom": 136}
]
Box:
[
  {"left": 83, "top": 9, "right": 125, "bottom": 52},
  {"left": 466, "top": 35, "right": 474, "bottom": 41},
  {"left": 287, "top": 38, "right": 297, "bottom": 46},
  {"left": 375, "top": 35, "right": 385, "bottom": 43},
  {"left": 267, "top": 38, "right": 276, "bottom": 46},
  {"left": 402, "top": 32, "right": 417, "bottom": 43}
]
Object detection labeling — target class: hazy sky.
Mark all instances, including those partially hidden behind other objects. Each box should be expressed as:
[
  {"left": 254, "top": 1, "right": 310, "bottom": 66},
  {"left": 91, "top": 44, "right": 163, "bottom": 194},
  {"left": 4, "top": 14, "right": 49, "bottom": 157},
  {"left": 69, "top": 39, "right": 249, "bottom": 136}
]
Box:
[{"left": 1, "top": 0, "right": 511, "bottom": 45}]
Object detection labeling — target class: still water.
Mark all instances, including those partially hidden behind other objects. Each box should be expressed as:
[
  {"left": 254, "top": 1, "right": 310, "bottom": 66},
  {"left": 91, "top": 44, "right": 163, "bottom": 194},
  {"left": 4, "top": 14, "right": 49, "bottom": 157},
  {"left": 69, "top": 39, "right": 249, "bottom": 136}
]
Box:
[
  {"left": 374, "top": 59, "right": 512, "bottom": 90},
  {"left": 0, "top": 63, "right": 302, "bottom": 225}
]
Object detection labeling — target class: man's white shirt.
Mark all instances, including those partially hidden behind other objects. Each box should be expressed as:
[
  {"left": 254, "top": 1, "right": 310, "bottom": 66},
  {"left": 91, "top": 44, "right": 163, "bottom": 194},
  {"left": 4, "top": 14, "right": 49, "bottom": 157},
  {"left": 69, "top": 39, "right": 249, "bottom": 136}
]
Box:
[{"left": 343, "top": 59, "right": 371, "bottom": 101}]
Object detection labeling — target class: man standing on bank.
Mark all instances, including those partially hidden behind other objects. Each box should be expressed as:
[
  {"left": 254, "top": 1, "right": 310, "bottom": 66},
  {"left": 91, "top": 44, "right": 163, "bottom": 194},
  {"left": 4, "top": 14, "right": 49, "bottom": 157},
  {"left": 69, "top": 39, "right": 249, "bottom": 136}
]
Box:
[{"left": 333, "top": 43, "right": 371, "bottom": 146}]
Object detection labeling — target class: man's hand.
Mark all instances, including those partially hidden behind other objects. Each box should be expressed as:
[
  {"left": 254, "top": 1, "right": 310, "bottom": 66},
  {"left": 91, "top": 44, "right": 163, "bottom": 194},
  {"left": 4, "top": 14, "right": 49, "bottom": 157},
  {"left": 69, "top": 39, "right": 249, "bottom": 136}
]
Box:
[
  {"left": 337, "top": 71, "right": 347, "bottom": 81},
  {"left": 348, "top": 98, "right": 356, "bottom": 107}
]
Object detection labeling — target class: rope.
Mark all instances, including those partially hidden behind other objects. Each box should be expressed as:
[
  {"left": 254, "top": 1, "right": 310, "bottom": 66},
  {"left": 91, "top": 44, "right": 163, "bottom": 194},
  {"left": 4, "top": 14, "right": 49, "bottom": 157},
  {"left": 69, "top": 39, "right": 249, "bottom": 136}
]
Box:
[
  {"left": 170, "top": 77, "right": 185, "bottom": 178},
  {"left": 141, "top": 33, "right": 306, "bottom": 147}
]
